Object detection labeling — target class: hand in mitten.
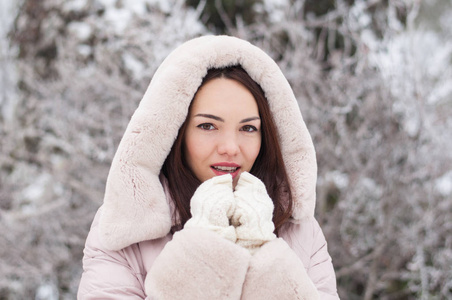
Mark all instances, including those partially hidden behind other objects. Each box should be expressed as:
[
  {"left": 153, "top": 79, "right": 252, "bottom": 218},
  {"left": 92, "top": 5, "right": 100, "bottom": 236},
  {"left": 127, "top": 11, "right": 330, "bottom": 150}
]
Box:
[
  {"left": 231, "top": 172, "right": 276, "bottom": 253},
  {"left": 184, "top": 174, "right": 237, "bottom": 242}
]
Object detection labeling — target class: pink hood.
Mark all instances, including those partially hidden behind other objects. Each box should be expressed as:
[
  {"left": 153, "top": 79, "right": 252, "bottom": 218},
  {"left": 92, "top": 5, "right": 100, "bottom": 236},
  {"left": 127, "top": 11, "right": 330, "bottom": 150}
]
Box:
[{"left": 99, "top": 35, "right": 318, "bottom": 251}]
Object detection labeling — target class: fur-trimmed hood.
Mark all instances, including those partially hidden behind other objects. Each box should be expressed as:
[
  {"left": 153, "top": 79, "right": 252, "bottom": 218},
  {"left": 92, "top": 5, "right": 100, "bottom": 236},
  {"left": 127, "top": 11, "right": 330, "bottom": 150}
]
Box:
[{"left": 99, "top": 35, "right": 317, "bottom": 251}]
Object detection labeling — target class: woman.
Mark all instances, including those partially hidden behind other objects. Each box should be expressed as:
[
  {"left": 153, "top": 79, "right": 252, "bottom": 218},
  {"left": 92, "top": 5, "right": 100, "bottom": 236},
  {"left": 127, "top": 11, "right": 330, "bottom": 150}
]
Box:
[{"left": 78, "top": 35, "right": 339, "bottom": 299}]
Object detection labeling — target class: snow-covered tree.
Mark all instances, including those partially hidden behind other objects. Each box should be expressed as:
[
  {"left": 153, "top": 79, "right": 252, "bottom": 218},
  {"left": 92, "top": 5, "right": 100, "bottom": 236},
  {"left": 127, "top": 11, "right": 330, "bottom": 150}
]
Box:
[{"left": 1, "top": 0, "right": 206, "bottom": 298}]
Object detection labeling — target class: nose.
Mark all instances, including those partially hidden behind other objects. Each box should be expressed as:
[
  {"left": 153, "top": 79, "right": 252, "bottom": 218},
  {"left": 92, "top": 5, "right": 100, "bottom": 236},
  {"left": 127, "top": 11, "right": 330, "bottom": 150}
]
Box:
[{"left": 217, "top": 132, "right": 240, "bottom": 157}]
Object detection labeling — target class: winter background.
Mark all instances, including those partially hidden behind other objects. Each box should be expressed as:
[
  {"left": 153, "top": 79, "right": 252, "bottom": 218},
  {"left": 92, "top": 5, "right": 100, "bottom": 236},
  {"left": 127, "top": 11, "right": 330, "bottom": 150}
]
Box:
[{"left": 0, "top": 0, "right": 451, "bottom": 299}]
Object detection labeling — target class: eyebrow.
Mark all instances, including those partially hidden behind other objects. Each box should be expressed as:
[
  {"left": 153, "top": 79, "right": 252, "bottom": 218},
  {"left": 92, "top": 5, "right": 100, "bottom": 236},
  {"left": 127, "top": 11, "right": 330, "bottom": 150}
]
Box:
[
  {"left": 194, "top": 114, "right": 260, "bottom": 123},
  {"left": 195, "top": 113, "right": 224, "bottom": 122},
  {"left": 240, "top": 116, "right": 260, "bottom": 123}
]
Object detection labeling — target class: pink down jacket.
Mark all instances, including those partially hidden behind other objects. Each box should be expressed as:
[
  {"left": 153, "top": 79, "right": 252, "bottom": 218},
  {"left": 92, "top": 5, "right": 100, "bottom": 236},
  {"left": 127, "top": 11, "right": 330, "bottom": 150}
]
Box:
[{"left": 78, "top": 36, "right": 340, "bottom": 299}]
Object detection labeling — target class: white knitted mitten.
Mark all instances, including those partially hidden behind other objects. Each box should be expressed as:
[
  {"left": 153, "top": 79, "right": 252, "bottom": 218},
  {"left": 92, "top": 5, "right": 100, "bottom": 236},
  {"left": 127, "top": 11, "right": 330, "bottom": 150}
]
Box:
[
  {"left": 184, "top": 174, "right": 237, "bottom": 242},
  {"left": 232, "top": 172, "right": 276, "bottom": 253}
]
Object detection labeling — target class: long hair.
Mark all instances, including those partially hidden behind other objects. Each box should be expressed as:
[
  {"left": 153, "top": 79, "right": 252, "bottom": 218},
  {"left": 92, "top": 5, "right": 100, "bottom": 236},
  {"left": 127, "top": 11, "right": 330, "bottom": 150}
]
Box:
[{"left": 162, "top": 65, "right": 293, "bottom": 234}]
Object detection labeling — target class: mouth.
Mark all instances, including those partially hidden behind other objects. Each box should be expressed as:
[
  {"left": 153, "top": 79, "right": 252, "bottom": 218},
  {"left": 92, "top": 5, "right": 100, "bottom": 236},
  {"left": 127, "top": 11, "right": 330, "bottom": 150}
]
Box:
[{"left": 211, "top": 163, "right": 241, "bottom": 178}]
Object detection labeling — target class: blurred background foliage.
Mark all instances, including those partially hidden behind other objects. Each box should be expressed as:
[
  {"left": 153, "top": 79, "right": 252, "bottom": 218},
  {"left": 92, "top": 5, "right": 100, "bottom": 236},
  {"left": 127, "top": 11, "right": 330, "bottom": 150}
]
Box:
[{"left": 1, "top": 0, "right": 451, "bottom": 299}]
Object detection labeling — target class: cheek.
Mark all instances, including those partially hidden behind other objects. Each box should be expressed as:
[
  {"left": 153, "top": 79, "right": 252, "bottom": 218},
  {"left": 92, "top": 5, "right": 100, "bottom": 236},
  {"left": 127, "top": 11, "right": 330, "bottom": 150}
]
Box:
[
  {"left": 251, "top": 142, "right": 261, "bottom": 162},
  {"left": 184, "top": 132, "right": 211, "bottom": 167},
  {"left": 184, "top": 135, "right": 199, "bottom": 164},
  {"left": 243, "top": 138, "right": 261, "bottom": 166}
]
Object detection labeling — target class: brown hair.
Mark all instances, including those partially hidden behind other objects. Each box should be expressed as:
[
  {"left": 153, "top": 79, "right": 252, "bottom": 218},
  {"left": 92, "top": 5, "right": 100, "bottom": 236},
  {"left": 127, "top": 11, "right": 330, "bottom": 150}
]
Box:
[{"left": 162, "top": 65, "right": 293, "bottom": 234}]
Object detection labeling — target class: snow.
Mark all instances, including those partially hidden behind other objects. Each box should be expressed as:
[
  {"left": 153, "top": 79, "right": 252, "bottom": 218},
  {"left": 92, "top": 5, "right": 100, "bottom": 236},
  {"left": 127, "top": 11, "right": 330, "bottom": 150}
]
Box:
[
  {"left": 0, "top": 0, "right": 19, "bottom": 37},
  {"left": 440, "top": 10, "right": 452, "bottom": 36},
  {"left": 22, "top": 173, "right": 52, "bottom": 202},
  {"left": 122, "top": 53, "right": 145, "bottom": 80},
  {"left": 357, "top": 177, "right": 383, "bottom": 199},
  {"left": 122, "top": 0, "right": 148, "bottom": 16},
  {"left": 62, "top": 0, "right": 88, "bottom": 12},
  {"left": 369, "top": 30, "right": 452, "bottom": 101},
  {"left": 261, "top": 0, "right": 289, "bottom": 23},
  {"left": 99, "top": 0, "right": 172, "bottom": 19},
  {"left": 103, "top": 7, "right": 132, "bottom": 34},
  {"left": 35, "top": 283, "right": 59, "bottom": 300},
  {"left": 77, "top": 44, "right": 92, "bottom": 57},
  {"left": 368, "top": 29, "right": 452, "bottom": 137},
  {"left": 435, "top": 171, "right": 452, "bottom": 196},
  {"left": 149, "top": 0, "right": 175, "bottom": 13},
  {"left": 403, "top": 115, "right": 420, "bottom": 137},
  {"left": 349, "top": 0, "right": 372, "bottom": 29},
  {"left": 0, "top": 0, "right": 19, "bottom": 124},
  {"left": 97, "top": 0, "right": 116, "bottom": 8},
  {"left": 67, "top": 22, "right": 92, "bottom": 41},
  {"left": 319, "top": 170, "right": 350, "bottom": 190}
]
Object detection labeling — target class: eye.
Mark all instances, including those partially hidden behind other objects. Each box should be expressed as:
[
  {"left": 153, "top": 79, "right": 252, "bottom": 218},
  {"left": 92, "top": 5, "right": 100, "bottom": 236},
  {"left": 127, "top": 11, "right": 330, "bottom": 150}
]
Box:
[
  {"left": 197, "top": 123, "right": 216, "bottom": 131},
  {"left": 241, "top": 125, "right": 258, "bottom": 132}
]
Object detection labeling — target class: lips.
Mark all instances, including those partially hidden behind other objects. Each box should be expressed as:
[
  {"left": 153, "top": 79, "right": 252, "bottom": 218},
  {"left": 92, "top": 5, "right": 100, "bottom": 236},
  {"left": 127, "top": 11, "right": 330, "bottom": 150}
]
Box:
[{"left": 211, "top": 162, "right": 241, "bottom": 178}]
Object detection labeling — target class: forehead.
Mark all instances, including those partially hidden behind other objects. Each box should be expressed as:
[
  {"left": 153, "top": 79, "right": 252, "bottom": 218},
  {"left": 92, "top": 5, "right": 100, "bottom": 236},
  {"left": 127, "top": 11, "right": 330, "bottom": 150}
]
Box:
[{"left": 190, "top": 78, "right": 259, "bottom": 115}]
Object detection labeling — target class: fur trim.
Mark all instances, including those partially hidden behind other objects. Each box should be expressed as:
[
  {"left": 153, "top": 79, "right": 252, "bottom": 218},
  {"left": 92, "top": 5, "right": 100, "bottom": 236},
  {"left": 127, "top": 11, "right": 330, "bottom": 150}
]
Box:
[
  {"left": 99, "top": 35, "right": 317, "bottom": 251},
  {"left": 242, "top": 238, "right": 320, "bottom": 299},
  {"left": 145, "top": 228, "right": 250, "bottom": 299}
]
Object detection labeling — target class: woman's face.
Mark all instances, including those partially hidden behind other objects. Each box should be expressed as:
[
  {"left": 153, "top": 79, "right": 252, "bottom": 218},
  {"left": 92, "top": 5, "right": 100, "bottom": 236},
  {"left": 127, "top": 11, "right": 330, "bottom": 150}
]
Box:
[{"left": 184, "top": 78, "right": 262, "bottom": 187}]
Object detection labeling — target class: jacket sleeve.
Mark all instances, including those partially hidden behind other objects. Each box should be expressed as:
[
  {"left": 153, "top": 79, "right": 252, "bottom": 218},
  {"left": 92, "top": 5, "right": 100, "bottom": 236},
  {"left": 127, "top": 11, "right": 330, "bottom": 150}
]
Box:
[
  {"left": 307, "top": 219, "right": 339, "bottom": 299},
  {"left": 78, "top": 209, "right": 150, "bottom": 300},
  {"left": 289, "top": 219, "right": 340, "bottom": 299},
  {"left": 242, "top": 218, "right": 340, "bottom": 299},
  {"left": 241, "top": 238, "right": 320, "bottom": 300},
  {"left": 145, "top": 227, "right": 252, "bottom": 300}
]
